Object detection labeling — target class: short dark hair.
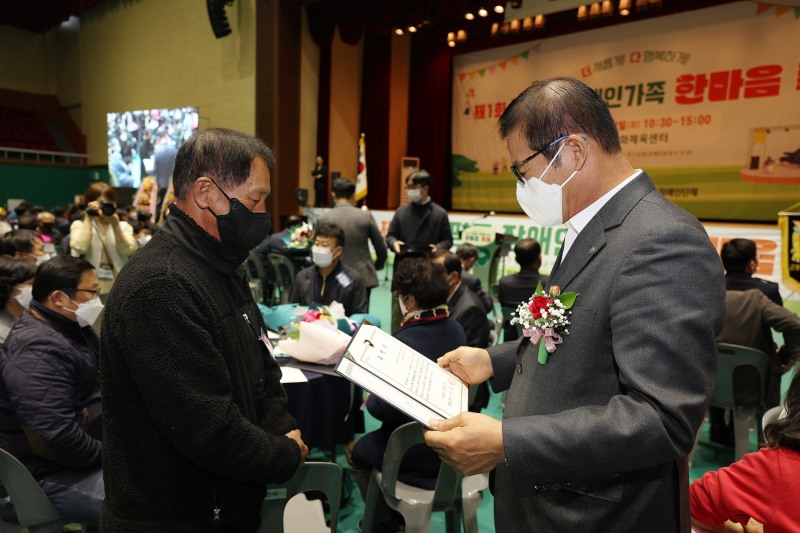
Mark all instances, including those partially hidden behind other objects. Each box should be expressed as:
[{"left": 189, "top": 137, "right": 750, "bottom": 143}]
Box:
[
  {"left": 331, "top": 177, "right": 356, "bottom": 199},
  {"left": 32, "top": 255, "right": 95, "bottom": 304},
  {"left": 455, "top": 243, "right": 478, "bottom": 261},
  {"left": 394, "top": 258, "right": 449, "bottom": 309},
  {"left": 0, "top": 230, "right": 39, "bottom": 256},
  {"left": 84, "top": 181, "right": 117, "bottom": 203},
  {"left": 514, "top": 238, "right": 542, "bottom": 268},
  {"left": 172, "top": 128, "right": 276, "bottom": 199},
  {"left": 52, "top": 205, "right": 67, "bottom": 217},
  {"left": 314, "top": 221, "right": 345, "bottom": 248},
  {"left": 498, "top": 77, "right": 621, "bottom": 164},
  {"left": 0, "top": 256, "right": 37, "bottom": 309},
  {"left": 16, "top": 214, "right": 38, "bottom": 230},
  {"left": 720, "top": 238, "right": 757, "bottom": 274},
  {"left": 13, "top": 201, "right": 29, "bottom": 216},
  {"left": 285, "top": 215, "right": 303, "bottom": 229},
  {"left": 764, "top": 362, "right": 800, "bottom": 452},
  {"left": 406, "top": 170, "right": 431, "bottom": 188},
  {"left": 430, "top": 249, "right": 462, "bottom": 276}
]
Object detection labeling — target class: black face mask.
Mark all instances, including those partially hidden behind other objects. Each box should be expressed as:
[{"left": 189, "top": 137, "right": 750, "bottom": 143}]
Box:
[{"left": 207, "top": 179, "right": 272, "bottom": 252}]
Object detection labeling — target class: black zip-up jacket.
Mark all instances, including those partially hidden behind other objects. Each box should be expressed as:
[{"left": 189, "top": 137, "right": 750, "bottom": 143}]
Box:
[{"left": 99, "top": 205, "right": 301, "bottom": 532}]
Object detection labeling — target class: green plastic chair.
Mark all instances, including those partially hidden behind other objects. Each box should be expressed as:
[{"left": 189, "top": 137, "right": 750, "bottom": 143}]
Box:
[
  {"left": 0, "top": 448, "right": 65, "bottom": 532},
  {"left": 711, "top": 343, "right": 770, "bottom": 461},
  {"left": 267, "top": 253, "right": 298, "bottom": 305},
  {"left": 362, "top": 422, "right": 487, "bottom": 533},
  {"left": 259, "top": 462, "right": 343, "bottom": 533},
  {"left": 245, "top": 252, "right": 273, "bottom": 305}
]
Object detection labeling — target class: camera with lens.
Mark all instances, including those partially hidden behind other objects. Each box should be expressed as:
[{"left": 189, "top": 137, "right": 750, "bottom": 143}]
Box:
[{"left": 87, "top": 201, "right": 117, "bottom": 217}]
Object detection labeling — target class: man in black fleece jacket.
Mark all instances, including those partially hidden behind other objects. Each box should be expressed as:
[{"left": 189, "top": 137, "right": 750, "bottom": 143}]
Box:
[{"left": 100, "top": 128, "right": 308, "bottom": 532}]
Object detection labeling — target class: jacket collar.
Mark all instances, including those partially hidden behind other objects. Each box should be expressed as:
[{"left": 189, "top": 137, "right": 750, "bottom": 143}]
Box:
[
  {"left": 161, "top": 204, "right": 248, "bottom": 276},
  {"left": 28, "top": 300, "right": 99, "bottom": 350},
  {"left": 549, "top": 172, "right": 655, "bottom": 292}
]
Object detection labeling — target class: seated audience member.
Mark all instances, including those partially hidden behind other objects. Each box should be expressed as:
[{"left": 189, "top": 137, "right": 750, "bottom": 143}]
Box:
[
  {"left": 431, "top": 249, "right": 490, "bottom": 349},
  {"left": 0, "top": 255, "right": 103, "bottom": 527},
  {"left": 291, "top": 222, "right": 367, "bottom": 316},
  {"left": 36, "top": 211, "right": 63, "bottom": 251},
  {"left": 455, "top": 243, "right": 493, "bottom": 313},
  {"left": 498, "top": 238, "right": 549, "bottom": 342},
  {"left": 0, "top": 257, "right": 36, "bottom": 343},
  {"left": 70, "top": 182, "right": 138, "bottom": 300},
  {"left": 16, "top": 213, "right": 38, "bottom": 231},
  {"left": 253, "top": 214, "right": 304, "bottom": 285},
  {"left": 722, "top": 238, "right": 782, "bottom": 306},
  {"left": 346, "top": 258, "right": 466, "bottom": 531},
  {"left": 6, "top": 202, "right": 27, "bottom": 228},
  {"left": 0, "top": 209, "right": 11, "bottom": 236},
  {"left": 130, "top": 221, "right": 153, "bottom": 248},
  {"left": 52, "top": 206, "right": 72, "bottom": 237},
  {"left": 317, "top": 177, "right": 388, "bottom": 305},
  {"left": 710, "top": 289, "right": 800, "bottom": 445},
  {"left": 0, "top": 229, "right": 48, "bottom": 266},
  {"left": 690, "top": 363, "right": 800, "bottom": 532},
  {"left": 432, "top": 249, "right": 491, "bottom": 411}
]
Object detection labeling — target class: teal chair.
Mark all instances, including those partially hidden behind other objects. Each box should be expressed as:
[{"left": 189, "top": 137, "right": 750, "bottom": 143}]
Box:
[
  {"left": 259, "top": 462, "right": 343, "bottom": 533},
  {"left": 0, "top": 448, "right": 78, "bottom": 532},
  {"left": 350, "top": 313, "right": 382, "bottom": 330},
  {"left": 245, "top": 252, "right": 272, "bottom": 305},
  {"left": 267, "top": 253, "right": 297, "bottom": 305},
  {"left": 710, "top": 343, "right": 770, "bottom": 461}
]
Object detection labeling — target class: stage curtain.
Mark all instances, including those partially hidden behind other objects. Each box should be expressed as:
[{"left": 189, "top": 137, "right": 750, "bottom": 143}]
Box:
[{"left": 359, "top": 32, "right": 392, "bottom": 209}]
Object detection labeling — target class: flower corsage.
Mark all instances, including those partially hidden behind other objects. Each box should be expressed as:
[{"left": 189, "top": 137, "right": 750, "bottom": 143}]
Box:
[{"left": 511, "top": 282, "right": 578, "bottom": 365}]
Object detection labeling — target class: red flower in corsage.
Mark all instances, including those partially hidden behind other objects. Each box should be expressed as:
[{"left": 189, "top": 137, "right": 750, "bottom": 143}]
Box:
[{"left": 511, "top": 282, "right": 578, "bottom": 365}]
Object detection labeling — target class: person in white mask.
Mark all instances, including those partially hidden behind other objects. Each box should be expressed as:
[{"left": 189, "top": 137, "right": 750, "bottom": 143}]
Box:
[
  {"left": 0, "top": 255, "right": 104, "bottom": 526},
  {"left": 291, "top": 221, "right": 368, "bottom": 316},
  {"left": 424, "top": 77, "right": 726, "bottom": 532},
  {"left": 0, "top": 229, "right": 48, "bottom": 266},
  {"left": 0, "top": 256, "right": 36, "bottom": 343}
]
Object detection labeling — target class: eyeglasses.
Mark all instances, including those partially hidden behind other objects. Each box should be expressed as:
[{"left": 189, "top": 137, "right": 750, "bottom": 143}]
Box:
[
  {"left": 73, "top": 288, "right": 100, "bottom": 297},
  {"left": 510, "top": 135, "right": 568, "bottom": 185}
]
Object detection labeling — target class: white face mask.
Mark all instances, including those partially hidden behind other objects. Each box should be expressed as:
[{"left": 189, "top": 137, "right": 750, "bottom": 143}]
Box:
[
  {"left": 406, "top": 189, "right": 423, "bottom": 203},
  {"left": 398, "top": 296, "right": 408, "bottom": 316},
  {"left": 28, "top": 253, "right": 49, "bottom": 267},
  {"left": 66, "top": 295, "right": 105, "bottom": 328},
  {"left": 137, "top": 234, "right": 152, "bottom": 247},
  {"left": 14, "top": 285, "right": 33, "bottom": 309},
  {"left": 515, "top": 140, "right": 578, "bottom": 227},
  {"left": 311, "top": 246, "right": 334, "bottom": 268}
]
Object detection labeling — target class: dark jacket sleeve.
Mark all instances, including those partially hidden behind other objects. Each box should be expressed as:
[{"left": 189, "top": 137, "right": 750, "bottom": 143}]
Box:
[
  {"left": 114, "top": 279, "right": 301, "bottom": 484},
  {"left": 434, "top": 207, "right": 453, "bottom": 250},
  {"left": 461, "top": 303, "right": 491, "bottom": 348},
  {"left": 368, "top": 215, "right": 388, "bottom": 271},
  {"left": 386, "top": 211, "right": 403, "bottom": 251},
  {"left": 348, "top": 274, "right": 369, "bottom": 315},
  {"left": 4, "top": 337, "right": 102, "bottom": 469}
]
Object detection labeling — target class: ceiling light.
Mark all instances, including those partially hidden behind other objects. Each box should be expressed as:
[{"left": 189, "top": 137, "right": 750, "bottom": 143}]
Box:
[
  {"left": 522, "top": 16, "right": 534, "bottom": 30},
  {"left": 478, "top": 7, "right": 489, "bottom": 17},
  {"left": 407, "top": 25, "right": 417, "bottom": 33},
  {"left": 491, "top": 22, "right": 500, "bottom": 35},
  {"left": 394, "top": 28, "right": 404, "bottom": 35},
  {"left": 601, "top": 0, "right": 613, "bottom": 15},
  {"left": 456, "top": 29, "right": 468, "bottom": 41},
  {"left": 589, "top": 2, "right": 601, "bottom": 17},
  {"left": 448, "top": 40, "right": 456, "bottom": 47},
  {"left": 534, "top": 14, "right": 545, "bottom": 28},
  {"left": 465, "top": 12, "right": 475, "bottom": 20},
  {"left": 577, "top": 5, "right": 588, "bottom": 20},
  {"left": 619, "top": 0, "right": 631, "bottom": 15},
  {"left": 494, "top": 5, "right": 505, "bottom": 13}
]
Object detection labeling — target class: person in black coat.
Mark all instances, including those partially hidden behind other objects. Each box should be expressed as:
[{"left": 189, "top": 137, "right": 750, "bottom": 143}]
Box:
[
  {"left": 0, "top": 256, "right": 104, "bottom": 526},
  {"left": 346, "top": 258, "right": 466, "bottom": 530},
  {"left": 311, "top": 155, "right": 328, "bottom": 208},
  {"left": 290, "top": 222, "right": 368, "bottom": 316},
  {"left": 99, "top": 129, "right": 307, "bottom": 532},
  {"left": 498, "top": 238, "right": 550, "bottom": 342},
  {"left": 721, "top": 238, "right": 783, "bottom": 305},
  {"left": 455, "top": 243, "right": 493, "bottom": 313}
]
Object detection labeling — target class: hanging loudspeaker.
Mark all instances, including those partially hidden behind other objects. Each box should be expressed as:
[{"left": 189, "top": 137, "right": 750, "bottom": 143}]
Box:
[{"left": 207, "top": 0, "right": 234, "bottom": 39}]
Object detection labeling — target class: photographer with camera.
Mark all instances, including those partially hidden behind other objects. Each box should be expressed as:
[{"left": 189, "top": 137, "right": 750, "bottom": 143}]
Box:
[{"left": 70, "top": 182, "right": 138, "bottom": 305}]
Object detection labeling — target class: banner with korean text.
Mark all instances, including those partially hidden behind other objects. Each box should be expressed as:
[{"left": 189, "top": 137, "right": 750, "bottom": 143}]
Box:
[{"left": 451, "top": 2, "right": 800, "bottom": 221}]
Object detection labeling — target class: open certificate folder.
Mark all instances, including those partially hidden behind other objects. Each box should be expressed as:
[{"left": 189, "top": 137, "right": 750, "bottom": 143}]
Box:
[{"left": 334, "top": 323, "right": 469, "bottom": 429}]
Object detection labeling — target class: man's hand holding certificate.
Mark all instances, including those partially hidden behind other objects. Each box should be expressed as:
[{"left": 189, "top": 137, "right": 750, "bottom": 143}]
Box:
[{"left": 334, "top": 324, "right": 470, "bottom": 428}]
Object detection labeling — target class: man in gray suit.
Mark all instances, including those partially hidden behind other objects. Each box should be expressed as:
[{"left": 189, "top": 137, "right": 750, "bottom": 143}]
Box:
[
  {"left": 317, "top": 178, "right": 388, "bottom": 306},
  {"left": 424, "top": 77, "right": 726, "bottom": 531}
]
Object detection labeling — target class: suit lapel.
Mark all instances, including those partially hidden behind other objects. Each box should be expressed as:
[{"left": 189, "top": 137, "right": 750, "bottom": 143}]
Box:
[{"left": 549, "top": 172, "right": 656, "bottom": 292}]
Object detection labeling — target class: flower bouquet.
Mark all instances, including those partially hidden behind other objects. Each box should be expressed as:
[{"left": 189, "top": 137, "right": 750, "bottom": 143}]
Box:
[
  {"left": 285, "top": 221, "right": 313, "bottom": 251},
  {"left": 277, "top": 302, "right": 353, "bottom": 365},
  {"left": 511, "top": 282, "right": 578, "bottom": 365}
]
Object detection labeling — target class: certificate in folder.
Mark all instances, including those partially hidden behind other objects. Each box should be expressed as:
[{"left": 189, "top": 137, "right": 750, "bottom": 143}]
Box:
[{"left": 334, "top": 323, "right": 469, "bottom": 429}]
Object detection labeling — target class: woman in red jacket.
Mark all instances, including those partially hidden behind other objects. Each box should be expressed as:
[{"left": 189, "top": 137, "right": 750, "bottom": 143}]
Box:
[{"left": 691, "top": 364, "right": 800, "bottom": 532}]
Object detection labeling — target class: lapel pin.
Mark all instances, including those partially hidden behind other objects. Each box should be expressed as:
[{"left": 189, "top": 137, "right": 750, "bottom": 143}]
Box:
[{"left": 588, "top": 246, "right": 595, "bottom": 255}]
